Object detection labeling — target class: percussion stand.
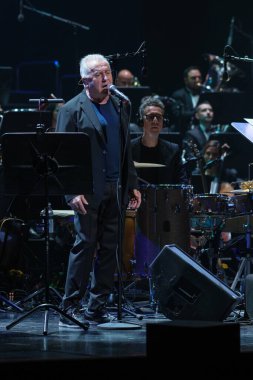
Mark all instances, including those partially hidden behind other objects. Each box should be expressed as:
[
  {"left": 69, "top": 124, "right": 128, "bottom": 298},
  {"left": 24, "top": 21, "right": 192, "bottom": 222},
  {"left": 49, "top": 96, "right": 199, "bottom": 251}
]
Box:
[
  {"left": 231, "top": 164, "right": 253, "bottom": 295},
  {"left": 230, "top": 213, "right": 253, "bottom": 294},
  {"left": 193, "top": 216, "right": 224, "bottom": 276},
  {"left": 207, "top": 218, "right": 225, "bottom": 275},
  {"left": 125, "top": 183, "right": 159, "bottom": 312}
]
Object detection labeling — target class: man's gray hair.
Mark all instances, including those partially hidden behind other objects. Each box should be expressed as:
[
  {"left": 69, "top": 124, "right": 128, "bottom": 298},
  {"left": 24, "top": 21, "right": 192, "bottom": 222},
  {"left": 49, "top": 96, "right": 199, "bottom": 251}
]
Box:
[{"left": 80, "top": 54, "right": 111, "bottom": 78}]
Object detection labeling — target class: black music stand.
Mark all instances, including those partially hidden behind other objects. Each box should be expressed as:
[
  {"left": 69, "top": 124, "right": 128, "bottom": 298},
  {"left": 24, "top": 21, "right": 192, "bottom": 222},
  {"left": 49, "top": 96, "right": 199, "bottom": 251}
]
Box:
[
  {"left": 198, "top": 92, "right": 253, "bottom": 124},
  {"left": 209, "top": 132, "right": 253, "bottom": 180},
  {"left": 0, "top": 110, "right": 52, "bottom": 136},
  {"left": 1, "top": 131, "right": 93, "bottom": 334}
]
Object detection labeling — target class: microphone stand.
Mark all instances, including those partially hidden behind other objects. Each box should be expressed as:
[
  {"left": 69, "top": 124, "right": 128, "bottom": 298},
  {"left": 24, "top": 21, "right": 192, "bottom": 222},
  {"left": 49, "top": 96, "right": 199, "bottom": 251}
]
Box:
[
  {"left": 97, "top": 99, "right": 142, "bottom": 330},
  {"left": 105, "top": 41, "right": 146, "bottom": 62},
  {"left": 22, "top": 3, "right": 90, "bottom": 30},
  {"left": 225, "top": 54, "right": 253, "bottom": 64},
  {"left": 226, "top": 17, "right": 235, "bottom": 46},
  {"left": 105, "top": 41, "right": 146, "bottom": 84},
  {"left": 21, "top": 1, "right": 90, "bottom": 72}
]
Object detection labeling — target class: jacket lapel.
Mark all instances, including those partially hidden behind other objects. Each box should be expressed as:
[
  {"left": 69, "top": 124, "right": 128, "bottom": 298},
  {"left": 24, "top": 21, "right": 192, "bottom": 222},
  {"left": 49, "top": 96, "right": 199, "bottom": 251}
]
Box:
[{"left": 80, "top": 92, "right": 107, "bottom": 145}]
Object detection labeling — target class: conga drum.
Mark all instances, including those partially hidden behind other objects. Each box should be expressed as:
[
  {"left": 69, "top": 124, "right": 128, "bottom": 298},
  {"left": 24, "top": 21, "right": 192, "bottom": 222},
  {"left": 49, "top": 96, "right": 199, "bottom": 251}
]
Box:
[{"left": 134, "top": 184, "right": 193, "bottom": 276}]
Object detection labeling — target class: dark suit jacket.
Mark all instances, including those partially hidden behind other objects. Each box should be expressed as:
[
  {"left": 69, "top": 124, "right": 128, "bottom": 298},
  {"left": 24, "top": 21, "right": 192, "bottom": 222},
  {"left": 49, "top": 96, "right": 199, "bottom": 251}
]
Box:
[
  {"left": 56, "top": 90, "right": 138, "bottom": 207},
  {"left": 131, "top": 136, "right": 188, "bottom": 184},
  {"left": 183, "top": 125, "right": 208, "bottom": 155},
  {"left": 170, "top": 87, "right": 197, "bottom": 134}
]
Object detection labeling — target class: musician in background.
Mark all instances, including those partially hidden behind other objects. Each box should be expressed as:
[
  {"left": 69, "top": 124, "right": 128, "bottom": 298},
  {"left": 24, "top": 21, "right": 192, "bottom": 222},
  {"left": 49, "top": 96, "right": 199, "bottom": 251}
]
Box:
[
  {"left": 202, "top": 139, "right": 240, "bottom": 194},
  {"left": 183, "top": 101, "right": 217, "bottom": 153},
  {"left": 115, "top": 69, "right": 139, "bottom": 87},
  {"left": 131, "top": 96, "right": 188, "bottom": 185},
  {"left": 170, "top": 66, "right": 203, "bottom": 134}
]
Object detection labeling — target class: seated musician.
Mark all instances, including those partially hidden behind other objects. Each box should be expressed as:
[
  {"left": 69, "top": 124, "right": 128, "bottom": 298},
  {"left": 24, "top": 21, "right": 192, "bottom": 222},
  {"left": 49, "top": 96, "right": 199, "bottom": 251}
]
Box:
[
  {"left": 131, "top": 96, "right": 191, "bottom": 270},
  {"left": 131, "top": 96, "right": 188, "bottom": 185},
  {"left": 202, "top": 139, "right": 240, "bottom": 194}
]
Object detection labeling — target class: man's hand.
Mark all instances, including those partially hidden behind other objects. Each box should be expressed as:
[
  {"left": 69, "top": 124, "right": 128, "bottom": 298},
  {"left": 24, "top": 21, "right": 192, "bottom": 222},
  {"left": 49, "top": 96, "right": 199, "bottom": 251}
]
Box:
[
  {"left": 128, "top": 189, "right": 141, "bottom": 210},
  {"left": 69, "top": 195, "right": 89, "bottom": 215}
]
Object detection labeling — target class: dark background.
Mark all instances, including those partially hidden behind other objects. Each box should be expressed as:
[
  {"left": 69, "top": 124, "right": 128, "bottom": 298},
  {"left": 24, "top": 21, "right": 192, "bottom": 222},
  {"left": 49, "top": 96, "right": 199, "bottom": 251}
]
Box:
[{"left": 1, "top": 1, "right": 253, "bottom": 103}]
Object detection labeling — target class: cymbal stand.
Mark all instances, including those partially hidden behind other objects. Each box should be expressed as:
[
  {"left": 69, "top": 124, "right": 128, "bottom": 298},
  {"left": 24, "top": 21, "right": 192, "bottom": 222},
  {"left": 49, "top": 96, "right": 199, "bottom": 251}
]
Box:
[
  {"left": 231, "top": 164, "right": 253, "bottom": 295},
  {"left": 230, "top": 213, "right": 253, "bottom": 294}
]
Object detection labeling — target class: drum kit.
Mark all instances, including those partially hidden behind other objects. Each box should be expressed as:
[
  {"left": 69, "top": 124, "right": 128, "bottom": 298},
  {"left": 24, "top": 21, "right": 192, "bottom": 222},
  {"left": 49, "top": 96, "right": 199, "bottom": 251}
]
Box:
[
  {"left": 123, "top": 160, "right": 253, "bottom": 296},
  {"left": 50, "top": 160, "right": 253, "bottom": 297}
]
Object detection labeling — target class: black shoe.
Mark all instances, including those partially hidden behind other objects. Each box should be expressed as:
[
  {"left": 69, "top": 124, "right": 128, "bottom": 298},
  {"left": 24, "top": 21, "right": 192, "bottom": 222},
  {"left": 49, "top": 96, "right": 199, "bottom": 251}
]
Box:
[
  {"left": 59, "top": 306, "right": 89, "bottom": 330},
  {"left": 84, "top": 307, "right": 113, "bottom": 324}
]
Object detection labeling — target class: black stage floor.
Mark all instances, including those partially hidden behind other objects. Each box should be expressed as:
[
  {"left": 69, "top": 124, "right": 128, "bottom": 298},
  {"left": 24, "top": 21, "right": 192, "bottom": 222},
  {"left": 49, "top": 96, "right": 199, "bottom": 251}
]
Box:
[{"left": 1, "top": 286, "right": 253, "bottom": 379}]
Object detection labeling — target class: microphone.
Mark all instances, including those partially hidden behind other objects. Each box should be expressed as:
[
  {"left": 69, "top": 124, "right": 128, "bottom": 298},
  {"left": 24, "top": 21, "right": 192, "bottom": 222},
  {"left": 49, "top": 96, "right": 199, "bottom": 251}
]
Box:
[
  {"left": 109, "top": 85, "right": 130, "bottom": 103},
  {"left": 227, "top": 16, "right": 235, "bottom": 46},
  {"left": 17, "top": 0, "right": 24, "bottom": 22}
]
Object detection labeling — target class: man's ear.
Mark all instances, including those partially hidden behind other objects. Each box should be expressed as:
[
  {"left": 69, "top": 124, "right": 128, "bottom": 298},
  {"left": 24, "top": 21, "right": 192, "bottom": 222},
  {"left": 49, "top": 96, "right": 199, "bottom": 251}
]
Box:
[{"left": 82, "top": 78, "right": 89, "bottom": 87}]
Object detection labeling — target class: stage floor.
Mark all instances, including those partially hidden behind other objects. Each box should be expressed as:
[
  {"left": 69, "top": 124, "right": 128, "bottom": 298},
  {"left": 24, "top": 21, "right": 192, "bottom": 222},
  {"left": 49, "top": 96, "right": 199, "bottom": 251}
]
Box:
[{"left": 1, "top": 294, "right": 253, "bottom": 378}]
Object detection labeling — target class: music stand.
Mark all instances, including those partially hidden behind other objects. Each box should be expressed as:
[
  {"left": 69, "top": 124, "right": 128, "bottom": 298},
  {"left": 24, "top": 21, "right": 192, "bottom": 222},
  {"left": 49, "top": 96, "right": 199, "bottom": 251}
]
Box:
[
  {"left": 209, "top": 132, "right": 253, "bottom": 180},
  {"left": 1, "top": 131, "right": 93, "bottom": 334},
  {"left": 198, "top": 92, "right": 253, "bottom": 124},
  {"left": 0, "top": 110, "right": 52, "bottom": 136}
]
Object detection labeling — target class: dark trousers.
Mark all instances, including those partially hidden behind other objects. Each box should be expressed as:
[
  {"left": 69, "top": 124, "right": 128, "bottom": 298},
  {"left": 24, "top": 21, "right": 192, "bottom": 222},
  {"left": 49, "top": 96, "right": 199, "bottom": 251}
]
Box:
[{"left": 62, "top": 182, "right": 119, "bottom": 311}]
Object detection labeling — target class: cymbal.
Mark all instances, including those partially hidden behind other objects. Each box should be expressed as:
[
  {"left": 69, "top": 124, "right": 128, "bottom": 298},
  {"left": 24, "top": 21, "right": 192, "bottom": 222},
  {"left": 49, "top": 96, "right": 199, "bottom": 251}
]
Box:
[
  {"left": 53, "top": 209, "right": 74, "bottom": 217},
  {"left": 227, "top": 189, "right": 250, "bottom": 194},
  {"left": 134, "top": 161, "right": 165, "bottom": 168}
]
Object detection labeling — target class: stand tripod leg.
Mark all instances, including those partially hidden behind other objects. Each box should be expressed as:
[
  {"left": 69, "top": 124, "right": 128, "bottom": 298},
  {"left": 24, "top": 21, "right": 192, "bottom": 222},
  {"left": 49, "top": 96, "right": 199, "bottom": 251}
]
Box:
[
  {"left": 14, "top": 287, "right": 46, "bottom": 307},
  {"left": 231, "top": 258, "right": 247, "bottom": 291},
  {"left": 121, "top": 303, "right": 143, "bottom": 320},
  {"left": 44, "top": 308, "right": 49, "bottom": 334},
  {"left": 148, "top": 275, "right": 157, "bottom": 309},
  {"left": 49, "top": 286, "right": 62, "bottom": 302},
  {"left": 15, "top": 286, "right": 62, "bottom": 308},
  {"left": 5, "top": 303, "right": 89, "bottom": 335},
  {"left": 0, "top": 294, "right": 23, "bottom": 312}
]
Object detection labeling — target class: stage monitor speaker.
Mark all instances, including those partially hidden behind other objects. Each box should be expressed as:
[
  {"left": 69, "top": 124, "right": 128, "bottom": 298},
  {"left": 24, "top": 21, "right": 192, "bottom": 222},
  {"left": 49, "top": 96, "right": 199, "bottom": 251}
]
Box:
[{"left": 150, "top": 244, "right": 241, "bottom": 321}]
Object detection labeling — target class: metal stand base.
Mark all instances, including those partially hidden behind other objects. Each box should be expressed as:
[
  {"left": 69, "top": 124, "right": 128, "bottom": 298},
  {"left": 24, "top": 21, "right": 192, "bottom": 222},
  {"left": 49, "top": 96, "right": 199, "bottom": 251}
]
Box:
[
  {"left": 14, "top": 286, "right": 62, "bottom": 308},
  {"left": 5, "top": 303, "right": 88, "bottom": 335},
  {"left": 231, "top": 255, "right": 253, "bottom": 292},
  {"left": 97, "top": 320, "right": 142, "bottom": 329},
  {"left": 0, "top": 294, "right": 23, "bottom": 312}
]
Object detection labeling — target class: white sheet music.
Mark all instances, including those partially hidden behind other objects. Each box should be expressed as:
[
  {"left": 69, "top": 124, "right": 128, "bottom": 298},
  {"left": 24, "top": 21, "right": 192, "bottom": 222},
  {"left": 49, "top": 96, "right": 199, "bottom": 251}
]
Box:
[
  {"left": 231, "top": 122, "right": 253, "bottom": 143},
  {"left": 244, "top": 118, "right": 253, "bottom": 126}
]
